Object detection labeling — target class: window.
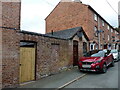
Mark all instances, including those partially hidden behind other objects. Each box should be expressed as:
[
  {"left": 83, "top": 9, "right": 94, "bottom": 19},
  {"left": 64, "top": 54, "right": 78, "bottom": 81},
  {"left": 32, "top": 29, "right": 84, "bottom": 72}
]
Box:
[
  {"left": 83, "top": 42, "right": 87, "bottom": 54},
  {"left": 94, "top": 26, "right": 98, "bottom": 36},
  {"left": 94, "top": 14, "right": 98, "bottom": 21},
  {"left": 107, "top": 25, "right": 110, "bottom": 30},
  {"left": 90, "top": 44, "right": 94, "bottom": 51},
  {"left": 102, "top": 20, "right": 104, "bottom": 26},
  {"left": 108, "top": 35, "right": 110, "bottom": 41},
  {"left": 103, "top": 33, "right": 105, "bottom": 40},
  {"left": 111, "top": 29, "right": 113, "bottom": 32}
]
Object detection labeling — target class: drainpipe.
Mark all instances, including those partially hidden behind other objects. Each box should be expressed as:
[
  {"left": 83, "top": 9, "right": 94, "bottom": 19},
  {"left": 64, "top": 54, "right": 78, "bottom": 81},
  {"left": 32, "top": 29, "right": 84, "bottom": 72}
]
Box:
[{"left": 98, "top": 17, "right": 101, "bottom": 50}]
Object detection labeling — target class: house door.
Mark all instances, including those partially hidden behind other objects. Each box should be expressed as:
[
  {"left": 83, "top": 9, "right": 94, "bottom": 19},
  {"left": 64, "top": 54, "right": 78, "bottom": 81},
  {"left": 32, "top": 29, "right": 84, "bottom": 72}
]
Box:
[
  {"left": 73, "top": 41, "right": 78, "bottom": 66},
  {"left": 19, "top": 47, "right": 35, "bottom": 83}
]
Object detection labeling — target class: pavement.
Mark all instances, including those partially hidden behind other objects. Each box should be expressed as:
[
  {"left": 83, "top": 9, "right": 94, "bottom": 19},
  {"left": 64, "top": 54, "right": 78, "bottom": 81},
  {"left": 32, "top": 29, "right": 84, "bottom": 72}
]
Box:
[
  {"left": 19, "top": 66, "right": 85, "bottom": 89},
  {"left": 18, "top": 61, "right": 119, "bottom": 89}
]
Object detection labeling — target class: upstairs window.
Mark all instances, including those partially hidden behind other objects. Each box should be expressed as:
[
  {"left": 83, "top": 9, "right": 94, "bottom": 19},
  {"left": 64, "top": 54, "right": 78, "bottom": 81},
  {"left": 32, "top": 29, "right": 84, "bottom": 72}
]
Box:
[
  {"left": 94, "top": 26, "right": 98, "bottom": 37},
  {"left": 107, "top": 25, "right": 110, "bottom": 30},
  {"left": 94, "top": 14, "right": 98, "bottom": 21},
  {"left": 111, "top": 29, "right": 113, "bottom": 32},
  {"left": 108, "top": 35, "right": 110, "bottom": 41},
  {"left": 103, "top": 33, "right": 105, "bottom": 40},
  {"left": 102, "top": 20, "right": 104, "bottom": 26}
]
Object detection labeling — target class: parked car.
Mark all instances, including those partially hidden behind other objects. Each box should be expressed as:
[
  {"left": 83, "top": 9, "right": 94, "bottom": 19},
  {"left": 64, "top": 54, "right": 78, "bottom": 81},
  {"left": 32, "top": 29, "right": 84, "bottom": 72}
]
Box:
[
  {"left": 78, "top": 51, "right": 114, "bottom": 73},
  {"left": 102, "top": 49, "right": 110, "bottom": 55},
  {"left": 110, "top": 49, "right": 120, "bottom": 61},
  {"left": 83, "top": 50, "right": 100, "bottom": 57}
]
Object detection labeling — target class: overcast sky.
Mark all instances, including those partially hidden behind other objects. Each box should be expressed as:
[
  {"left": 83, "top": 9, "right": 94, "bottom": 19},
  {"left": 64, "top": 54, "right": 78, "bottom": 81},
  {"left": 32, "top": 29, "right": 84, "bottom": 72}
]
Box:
[{"left": 21, "top": 0, "right": 119, "bottom": 34}]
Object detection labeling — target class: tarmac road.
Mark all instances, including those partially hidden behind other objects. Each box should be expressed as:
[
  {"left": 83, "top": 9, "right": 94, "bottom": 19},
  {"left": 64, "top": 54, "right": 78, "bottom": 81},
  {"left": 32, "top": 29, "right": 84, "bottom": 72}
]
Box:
[
  {"left": 65, "top": 62, "right": 119, "bottom": 88},
  {"left": 19, "top": 61, "right": 119, "bottom": 89}
]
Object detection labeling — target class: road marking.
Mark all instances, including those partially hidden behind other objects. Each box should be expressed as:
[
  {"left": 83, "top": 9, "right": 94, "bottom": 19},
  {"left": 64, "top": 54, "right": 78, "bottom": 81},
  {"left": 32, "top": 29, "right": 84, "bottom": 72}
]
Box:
[
  {"left": 57, "top": 74, "right": 87, "bottom": 90},
  {"left": 20, "top": 81, "right": 35, "bottom": 86}
]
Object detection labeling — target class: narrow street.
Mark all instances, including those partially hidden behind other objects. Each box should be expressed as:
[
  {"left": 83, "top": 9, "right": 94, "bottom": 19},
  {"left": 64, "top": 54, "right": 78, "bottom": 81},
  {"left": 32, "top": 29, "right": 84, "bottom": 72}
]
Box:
[
  {"left": 65, "top": 62, "right": 119, "bottom": 88},
  {"left": 19, "top": 61, "right": 119, "bottom": 89}
]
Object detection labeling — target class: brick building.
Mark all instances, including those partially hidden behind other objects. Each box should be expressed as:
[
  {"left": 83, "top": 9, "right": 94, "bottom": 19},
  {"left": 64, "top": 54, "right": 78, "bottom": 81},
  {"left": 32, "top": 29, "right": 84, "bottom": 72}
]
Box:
[
  {"left": 118, "top": 1, "right": 120, "bottom": 28},
  {"left": 45, "top": 0, "right": 119, "bottom": 50},
  {"left": 0, "top": 0, "right": 89, "bottom": 88}
]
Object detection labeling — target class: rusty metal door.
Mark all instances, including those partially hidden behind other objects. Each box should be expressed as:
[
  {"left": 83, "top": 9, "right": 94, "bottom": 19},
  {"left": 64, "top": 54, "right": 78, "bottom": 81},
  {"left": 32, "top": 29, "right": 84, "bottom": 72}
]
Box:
[
  {"left": 73, "top": 41, "right": 78, "bottom": 66},
  {"left": 19, "top": 47, "right": 35, "bottom": 83}
]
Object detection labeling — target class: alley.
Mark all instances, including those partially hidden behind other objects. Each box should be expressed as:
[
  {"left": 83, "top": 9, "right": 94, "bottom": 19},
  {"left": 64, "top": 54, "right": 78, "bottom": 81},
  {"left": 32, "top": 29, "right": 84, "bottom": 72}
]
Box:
[{"left": 65, "top": 62, "right": 119, "bottom": 88}]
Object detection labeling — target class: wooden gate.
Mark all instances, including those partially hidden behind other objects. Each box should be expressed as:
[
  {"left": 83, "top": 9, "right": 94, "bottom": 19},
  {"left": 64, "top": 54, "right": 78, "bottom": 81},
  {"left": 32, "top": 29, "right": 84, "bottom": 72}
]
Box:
[
  {"left": 19, "top": 47, "right": 35, "bottom": 83},
  {"left": 73, "top": 41, "right": 78, "bottom": 66}
]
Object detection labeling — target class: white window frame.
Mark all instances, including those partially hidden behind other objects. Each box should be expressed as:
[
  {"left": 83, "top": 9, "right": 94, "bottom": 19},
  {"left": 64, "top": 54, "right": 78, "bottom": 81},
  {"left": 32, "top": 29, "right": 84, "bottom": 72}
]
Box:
[
  {"left": 107, "top": 25, "right": 110, "bottom": 30},
  {"left": 90, "top": 43, "right": 95, "bottom": 51},
  {"left": 94, "top": 14, "right": 98, "bottom": 21},
  {"left": 111, "top": 29, "right": 113, "bottom": 32},
  {"left": 103, "top": 33, "right": 105, "bottom": 39},
  {"left": 94, "top": 26, "right": 98, "bottom": 37},
  {"left": 108, "top": 35, "right": 110, "bottom": 41},
  {"left": 102, "top": 20, "right": 104, "bottom": 26}
]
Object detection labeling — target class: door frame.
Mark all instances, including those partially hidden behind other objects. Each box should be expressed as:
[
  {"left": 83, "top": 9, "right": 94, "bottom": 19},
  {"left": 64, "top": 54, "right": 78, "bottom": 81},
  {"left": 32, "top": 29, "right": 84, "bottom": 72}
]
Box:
[
  {"left": 73, "top": 40, "right": 79, "bottom": 66},
  {"left": 20, "top": 41, "right": 37, "bottom": 83}
]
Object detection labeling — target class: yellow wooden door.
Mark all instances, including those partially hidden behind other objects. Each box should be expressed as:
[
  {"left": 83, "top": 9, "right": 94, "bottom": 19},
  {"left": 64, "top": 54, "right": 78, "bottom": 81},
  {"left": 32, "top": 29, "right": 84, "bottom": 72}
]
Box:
[{"left": 19, "top": 47, "right": 35, "bottom": 83}]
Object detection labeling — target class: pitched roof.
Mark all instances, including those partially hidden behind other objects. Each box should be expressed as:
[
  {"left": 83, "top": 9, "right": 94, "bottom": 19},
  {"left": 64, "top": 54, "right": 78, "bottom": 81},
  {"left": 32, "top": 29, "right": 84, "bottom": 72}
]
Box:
[
  {"left": 45, "top": 27, "right": 89, "bottom": 40},
  {"left": 45, "top": 1, "right": 114, "bottom": 30}
]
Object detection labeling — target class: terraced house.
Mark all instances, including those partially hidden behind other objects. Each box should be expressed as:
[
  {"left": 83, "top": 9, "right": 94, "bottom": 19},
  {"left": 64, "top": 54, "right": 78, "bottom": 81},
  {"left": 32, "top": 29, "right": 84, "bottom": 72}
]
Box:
[
  {"left": 46, "top": 0, "right": 119, "bottom": 50},
  {"left": 117, "top": 1, "right": 120, "bottom": 48}
]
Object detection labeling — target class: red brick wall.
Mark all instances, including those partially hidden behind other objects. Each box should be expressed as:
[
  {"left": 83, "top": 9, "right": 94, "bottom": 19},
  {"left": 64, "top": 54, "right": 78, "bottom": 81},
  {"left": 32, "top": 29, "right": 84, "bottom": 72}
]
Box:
[
  {"left": 46, "top": 2, "right": 88, "bottom": 34},
  {"left": 2, "top": 29, "right": 20, "bottom": 88},
  {"left": 20, "top": 33, "right": 72, "bottom": 79},
  {"left": 87, "top": 9, "right": 98, "bottom": 41},
  {"left": 2, "top": 2, "right": 21, "bottom": 29},
  {"left": 0, "top": 29, "right": 2, "bottom": 89},
  {"left": 1, "top": 29, "right": 74, "bottom": 88},
  {"left": 0, "top": 1, "right": 21, "bottom": 88}
]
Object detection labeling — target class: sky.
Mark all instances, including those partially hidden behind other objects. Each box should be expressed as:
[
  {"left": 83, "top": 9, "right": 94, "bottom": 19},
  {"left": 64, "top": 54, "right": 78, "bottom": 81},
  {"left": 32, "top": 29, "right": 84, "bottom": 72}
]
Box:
[{"left": 21, "top": 0, "right": 119, "bottom": 34}]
